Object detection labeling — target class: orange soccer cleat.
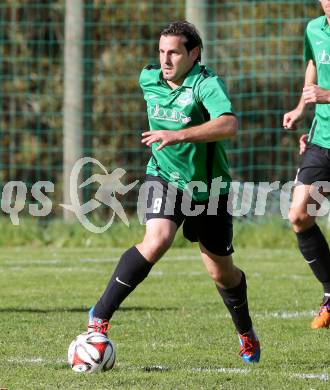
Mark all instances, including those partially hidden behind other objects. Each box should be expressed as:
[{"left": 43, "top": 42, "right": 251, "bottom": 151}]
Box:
[{"left": 311, "top": 298, "right": 330, "bottom": 329}]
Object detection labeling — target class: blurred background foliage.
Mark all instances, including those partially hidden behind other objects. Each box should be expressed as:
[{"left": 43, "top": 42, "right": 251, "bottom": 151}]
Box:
[{"left": 0, "top": 0, "right": 320, "bottom": 218}]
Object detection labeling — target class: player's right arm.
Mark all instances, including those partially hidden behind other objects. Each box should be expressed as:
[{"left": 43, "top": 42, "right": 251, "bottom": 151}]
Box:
[{"left": 283, "top": 59, "right": 317, "bottom": 130}]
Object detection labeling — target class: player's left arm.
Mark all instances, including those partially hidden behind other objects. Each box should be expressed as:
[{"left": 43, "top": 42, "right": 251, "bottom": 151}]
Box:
[{"left": 141, "top": 115, "right": 237, "bottom": 151}]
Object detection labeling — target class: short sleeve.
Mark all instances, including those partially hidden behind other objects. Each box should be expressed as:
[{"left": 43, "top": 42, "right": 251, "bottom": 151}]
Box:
[
  {"left": 304, "top": 27, "right": 314, "bottom": 63},
  {"left": 139, "top": 68, "right": 148, "bottom": 93},
  {"left": 198, "top": 76, "right": 235, "bottom": 119}
]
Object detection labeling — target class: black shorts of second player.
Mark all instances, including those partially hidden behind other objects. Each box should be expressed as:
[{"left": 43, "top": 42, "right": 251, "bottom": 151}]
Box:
[
  {"left": 296, "top": 143, "right": 330, "bottom": 185},
  {"left": 143, "top": 174, "right": 234, "bottom": 256}
]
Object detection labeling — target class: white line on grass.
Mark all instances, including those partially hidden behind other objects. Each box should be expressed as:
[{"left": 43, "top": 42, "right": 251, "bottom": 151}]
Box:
[
  {"left": 55, "top": 268, "right": 107, "bottom": 273},
  {"left": 167, "top": 255, "right": 200, "bottom": 261},
  {"left": 150, "top": 270, "right": 163, "bottom": 276},
  {"left": 117, "top": 363, "right": 250, "bottom": 375},
  {"left": 274, "top": 274, "right": 310, "bottom": 281},
  {"left": 190, "top": 367, "right": 250, "bottom": 374},
  {"left": 291, "top": 373, "right": 329, "bottom": 382},
  {"left": 80, "top": 255, "right": 201, "bottom": 263},
  {"left": 4, "top": 260, "right": 63, "bottom": 265},
  {"left": 216, "top": 310, "right": 316, "bottom": 321},
  {"left": 6, "top": 357, "right": 68, "bottom": 365},
  {"left": 79, "top": 258, "right": 119, "bottom": 263},
  {"left": 1, "top": 255, "right": 202, "bottom": 267},
  {"left": 256, "top": 310, "right": 315, "bottom": 319},
  {"left": 149, "top": 270, "right": 205, "bottom": 276},
  {"left": 6, "top": 358, "right": 249, "bottom": 376},
  {"left": 7, "top": 357, "right": 45, "bottom": 364},
  {"left": 5, "top": 358, "right": 329, "bottom": 382},
  {"left": 251, "top": 272, "right": 311, "bottom": 281},
  {"left": 0, "top": 265, "right": 106, "bottom": 273}
]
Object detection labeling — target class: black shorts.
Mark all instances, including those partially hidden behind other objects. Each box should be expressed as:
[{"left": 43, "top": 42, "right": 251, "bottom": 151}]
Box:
[
  {"left": 296, "top": 143, "right": 330, "bottom": 185},
  {"left": 142, "top": 174, "right": 234, "bottom": 256}
]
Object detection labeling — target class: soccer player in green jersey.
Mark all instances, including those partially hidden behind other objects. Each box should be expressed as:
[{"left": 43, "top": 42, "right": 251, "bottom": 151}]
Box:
[
  {"left": 88, "top": 21, "right": 260, "bottom": 363},
  {"left": 283, "top": 0, "right": 330, "bottom": 329}
]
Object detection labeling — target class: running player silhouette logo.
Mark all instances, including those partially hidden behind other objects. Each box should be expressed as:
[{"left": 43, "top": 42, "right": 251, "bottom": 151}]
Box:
[{"left": 60, "top": 157, "right": 139, "bottom": 233}]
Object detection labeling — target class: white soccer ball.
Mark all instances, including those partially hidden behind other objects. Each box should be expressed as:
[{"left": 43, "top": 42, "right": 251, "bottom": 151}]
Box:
[{"left": 68, "top": 331, "right": 116, "bottom": 373}]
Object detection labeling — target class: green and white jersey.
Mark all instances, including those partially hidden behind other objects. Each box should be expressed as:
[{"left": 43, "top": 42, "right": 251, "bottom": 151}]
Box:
[
  {"left": 304, "top": 15, "right": 330, "bottom": 147},
  {"left": 139, "top": 62, "right": 235, "bottom": 202}
]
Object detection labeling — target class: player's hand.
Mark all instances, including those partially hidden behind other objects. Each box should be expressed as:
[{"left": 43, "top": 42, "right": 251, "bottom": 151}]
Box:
[
  {"left": 299, "top": 133, "right": 308, "bottom": 155},
  {"left": 303, "top": 84, "right": 330, "bottom": 104},
  {"left": 141, "top": 130, "right": 182, "bottom": 151},
  {"left": 283, "top": 108, "right": 303, "bottom": 130}
]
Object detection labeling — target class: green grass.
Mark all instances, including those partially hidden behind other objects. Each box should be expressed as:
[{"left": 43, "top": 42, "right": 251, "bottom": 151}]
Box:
[{"left": 0, "top": 246, "right": 329, "bottom": 389}]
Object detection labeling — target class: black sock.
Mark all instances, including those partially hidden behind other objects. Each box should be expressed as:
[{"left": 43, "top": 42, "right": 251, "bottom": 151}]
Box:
[
  {"left": 93, "top": 246, "right": 153, "bottom": 320},
  {"left": 296, "top": 224, "right": 330, "bottom": 294},
  {"left": 216, "top": 271, "right": 252, "bottom": 334}
]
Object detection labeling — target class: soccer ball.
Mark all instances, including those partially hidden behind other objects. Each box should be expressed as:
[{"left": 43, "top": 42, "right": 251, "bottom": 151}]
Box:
[{"left": 68, "top": 331, "right": 116, "bottom": 373}]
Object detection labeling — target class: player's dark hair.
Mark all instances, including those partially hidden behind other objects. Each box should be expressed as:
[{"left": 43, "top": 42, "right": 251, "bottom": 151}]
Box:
[{"left": 160, "top": 21, "right": 203, "bottom": 62}]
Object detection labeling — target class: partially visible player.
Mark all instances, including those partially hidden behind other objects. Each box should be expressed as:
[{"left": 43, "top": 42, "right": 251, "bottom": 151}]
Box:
[
  {"left": 283, "top": 0, "right": 330, "bottom": 328},
  {"left": 87, "top": 21, "right": 260, "bottom": 363}
]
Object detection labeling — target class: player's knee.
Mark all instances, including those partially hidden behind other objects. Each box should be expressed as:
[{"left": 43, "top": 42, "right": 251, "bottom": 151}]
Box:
[
  {"left": 208, "top": 268, "right": 231, "bottom": 286},
  {"left": 153, "top": 234, "right": 173, "bottom": 253},
  {"left": 208, "top": 269, "right": 222, "bottom": 284},
  {"left": 141, "top": 233, "right": 173, "bottom": 260},
  {"left": 288, "top": 209, "right": 314, "bottom": 231}
]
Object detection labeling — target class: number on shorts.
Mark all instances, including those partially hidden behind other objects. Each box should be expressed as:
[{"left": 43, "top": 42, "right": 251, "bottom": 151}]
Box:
[{"left": 153, "top": 197, "right": 162, "bottom": 213}]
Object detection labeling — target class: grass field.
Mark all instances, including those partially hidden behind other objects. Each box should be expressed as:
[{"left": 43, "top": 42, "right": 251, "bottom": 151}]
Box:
[{"left": 0, "top": 245, "right": 329, "bottom": 389}]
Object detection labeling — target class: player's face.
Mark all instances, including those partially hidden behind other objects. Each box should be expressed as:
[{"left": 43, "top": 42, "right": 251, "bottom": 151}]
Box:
[
  {"left": 320, "top": 0, "right": 330, "bottom": 18},
  {"left": 159, "top": 35, "right": 199, "bottom": 86}
]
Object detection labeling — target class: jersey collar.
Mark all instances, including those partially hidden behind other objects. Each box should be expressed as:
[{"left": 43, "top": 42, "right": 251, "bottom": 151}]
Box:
[
  {"left": 181, "top": 63, "right": 202, "bottom": 88},
  {"left": 321, "top": 15, "right": 330, "bottom": 33}
]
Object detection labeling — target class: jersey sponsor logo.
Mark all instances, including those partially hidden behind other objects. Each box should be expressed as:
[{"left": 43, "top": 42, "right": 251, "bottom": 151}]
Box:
[
  {"left": 316, "top": 40, "right": 323, "bottom": 45},
  {"left": 176, "top": 89, "right": 193, "bottom": 107},
  {"left": 149, "top": 104, "right": 192, "bottom": 124},
  {"left": 318, "top": 49, "right": 330, "bottom": 64}
]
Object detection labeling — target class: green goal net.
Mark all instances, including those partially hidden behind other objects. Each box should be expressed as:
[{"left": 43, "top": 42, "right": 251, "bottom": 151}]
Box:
[{"left": 0, "top": 0, "right": 321, "bottom": 218}]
